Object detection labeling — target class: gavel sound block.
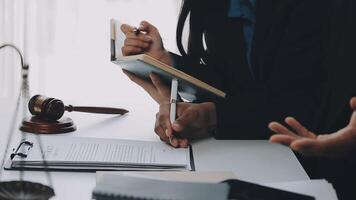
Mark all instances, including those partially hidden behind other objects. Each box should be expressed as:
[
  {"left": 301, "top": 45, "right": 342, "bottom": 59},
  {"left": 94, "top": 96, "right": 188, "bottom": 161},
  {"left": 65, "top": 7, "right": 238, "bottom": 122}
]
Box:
[{"left": 20, "top": 95, "right": 129, "bottom": 134}]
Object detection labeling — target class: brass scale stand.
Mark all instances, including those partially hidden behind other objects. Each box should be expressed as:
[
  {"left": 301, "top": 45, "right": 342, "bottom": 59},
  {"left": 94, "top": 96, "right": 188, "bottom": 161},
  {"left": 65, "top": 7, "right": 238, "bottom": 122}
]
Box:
[{"left": 0, "top": 44, "right": 55, "bottom": 199}]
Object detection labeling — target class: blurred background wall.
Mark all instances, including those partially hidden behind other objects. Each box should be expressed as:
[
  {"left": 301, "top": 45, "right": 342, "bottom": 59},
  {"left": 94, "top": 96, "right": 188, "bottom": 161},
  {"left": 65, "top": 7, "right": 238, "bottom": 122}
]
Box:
[{"left": 0, "top": 0, "right": 184, "bottom": 101}]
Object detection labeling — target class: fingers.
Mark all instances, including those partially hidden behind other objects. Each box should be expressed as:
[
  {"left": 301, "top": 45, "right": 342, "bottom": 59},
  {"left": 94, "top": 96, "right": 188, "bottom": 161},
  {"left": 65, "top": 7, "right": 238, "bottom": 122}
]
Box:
[
  {"left": 121, "top": 46, "right": 143, "bottom": 56},
  {"left": 172, "top": 107, "right": 198, "bottom": 133},
  {"left": 121, "top": 24, "right": 153, "bottom": 56},
  {"left": 268, "top": 121, "right": 300, "bottom": 138},
  {"left": 270, "top": 134, "right": 323, "bottom": 156},
  {"left": 290, "top": 138, "right": 321, "bottom": 156},
  {"left": 122, "top": 70, "right": 171, "bottom": 104},
  {"left": 177, "top": 138, "right": 189, "bottom": 148},
  {"left": 150, "top": 73, "right": 170, "bottom": 101},
  {"left": 350, "top": 97, "right": 356, "bottom": 110},
  {"left": 122, "top": 70, "right": 157, "bottom": 95},
  {"left": 138, "top": 21, "right": 158, "bottom": 34},
  {"left": 158, "top": 103, "right": 191, "bottom": 147},
  {"left": 124, "top": 32, "right": 152, "bottom": 50},
  {"left": 348, "top": 97, "right": 356, "bottom": 127},
  {"left": 285, "top": 117, "right": 316, "bottom": 138},
  {"left": 124, "top": 37, "right": 150, "bottom": 49},
  {"left": 155, "top": 115, "right": 176, "bottom": 146},
  {"left": 172, "top": 109, "right": 210, "bottom": 141},
  {"left": 155, "top": 118, "right": 168, "bottom": 142},
  {"left": 269, "top": 134, "right": 298, "bottom": 146},
  {"left": 122, "top": 35, "right": 151, "bottom": 56},
  {"left": 154, "top": 115, "right": 181, "bottom": 148},
  {"left": 156, "top": 104, "right": 181, "bottom": 148},
  {"left": 120, "top": 24, "right": 135, "bottom": 34},
  {"left": 125, "top": 32, "right": 152, "bottom": 42},
  {"left": 270, "top": 137, "right": 322, "bottom": 157}
]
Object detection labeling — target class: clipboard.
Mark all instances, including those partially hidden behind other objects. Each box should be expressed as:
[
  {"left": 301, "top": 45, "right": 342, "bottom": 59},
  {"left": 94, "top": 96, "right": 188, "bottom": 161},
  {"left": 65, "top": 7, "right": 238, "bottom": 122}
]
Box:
[{"left": 4, "top": 136, "right": 194, "bottom": 172}]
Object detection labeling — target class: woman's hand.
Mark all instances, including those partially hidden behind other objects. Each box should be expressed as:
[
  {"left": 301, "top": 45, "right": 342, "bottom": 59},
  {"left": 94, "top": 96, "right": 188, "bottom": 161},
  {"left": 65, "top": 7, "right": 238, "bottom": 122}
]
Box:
[
  {"left": 120, "top": 21, "right": 173, "bottom": 66},
  {"left": 123, "top": 71, "right": 216, "bottom": 148},
  {"left": 122, "top": 71, "right": 171, "bottom": 104},
  {"left": 269, "top": 97, "right": 356, "bottom": 158},
  {"left": 155, "top": 102, "right": 217, "bottom": 148}
]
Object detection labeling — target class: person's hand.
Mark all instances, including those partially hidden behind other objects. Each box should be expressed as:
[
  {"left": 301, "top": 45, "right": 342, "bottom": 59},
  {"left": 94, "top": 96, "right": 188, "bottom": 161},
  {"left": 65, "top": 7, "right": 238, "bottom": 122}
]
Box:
[
  {"left": 269, "top": 97, "right": 356, "bottom": 158},
  {"left": 155, "top": 102, "right": 217, "bottom": 148},
  {"left": 122, "top": 71, "right": 170, "bottom": 104},
  {"left": 123, "top": 71, "right": 216, "bottom": 148},
  {"left": 120, "top": 21, "right": 172, "bottom": 66}
]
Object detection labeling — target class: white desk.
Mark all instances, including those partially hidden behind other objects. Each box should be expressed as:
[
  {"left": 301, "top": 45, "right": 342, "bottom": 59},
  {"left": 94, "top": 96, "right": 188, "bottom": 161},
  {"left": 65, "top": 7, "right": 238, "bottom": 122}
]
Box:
[{"left": 0, "top": 97, "right": 309, "bottom": 200}]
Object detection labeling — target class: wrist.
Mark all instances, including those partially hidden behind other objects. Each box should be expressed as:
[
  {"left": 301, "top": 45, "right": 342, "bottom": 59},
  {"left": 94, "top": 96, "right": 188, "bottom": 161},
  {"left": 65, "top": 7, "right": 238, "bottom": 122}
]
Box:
[
  {"left": 156, "top": 50, "right": 173, "bottom": 66},
  {"left": 147, "top": 50, "right": 172, "bottom": 66}
]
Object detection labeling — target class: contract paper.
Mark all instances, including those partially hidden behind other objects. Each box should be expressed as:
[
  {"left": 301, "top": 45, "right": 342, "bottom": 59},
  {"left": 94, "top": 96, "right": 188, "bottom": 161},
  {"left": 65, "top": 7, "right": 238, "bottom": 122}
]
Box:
[{"left": 8, "top": 135, "right": 192, "bottom": 171}]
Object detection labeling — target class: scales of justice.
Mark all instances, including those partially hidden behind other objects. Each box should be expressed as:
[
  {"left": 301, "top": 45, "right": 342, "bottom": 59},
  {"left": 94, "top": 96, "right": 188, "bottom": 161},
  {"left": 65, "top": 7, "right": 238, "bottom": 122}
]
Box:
[{"left": 0, "top": 44, "right": 128, "bottom": 200}]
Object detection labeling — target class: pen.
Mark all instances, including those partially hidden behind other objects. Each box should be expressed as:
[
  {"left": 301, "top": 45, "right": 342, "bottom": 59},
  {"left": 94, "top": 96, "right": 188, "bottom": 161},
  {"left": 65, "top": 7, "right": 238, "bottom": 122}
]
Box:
[
  {"left": 133, "top": 27, "right": 148, "bottom": 36},
  {"left": 110, "top": 20, "right": 116, "bottom": 61},
  {"left": 133, "top": 27, "right": 140, "bottom": 35},
  {"left": 169, "top": 79, "right": 178, "bottom": 145}
]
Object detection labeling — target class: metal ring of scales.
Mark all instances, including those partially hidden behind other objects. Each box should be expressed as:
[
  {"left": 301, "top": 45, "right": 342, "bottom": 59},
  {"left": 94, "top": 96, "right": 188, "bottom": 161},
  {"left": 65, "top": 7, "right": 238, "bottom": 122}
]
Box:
[{"left": 0, "top": 44, "right": 55, "bottom": 200}]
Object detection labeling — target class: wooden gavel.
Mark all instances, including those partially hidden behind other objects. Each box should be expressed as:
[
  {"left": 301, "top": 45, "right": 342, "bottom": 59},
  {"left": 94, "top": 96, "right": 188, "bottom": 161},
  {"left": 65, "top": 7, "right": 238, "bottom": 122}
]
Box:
[{"left": 28, "top": 95, "right": 129, "bottom": 121}]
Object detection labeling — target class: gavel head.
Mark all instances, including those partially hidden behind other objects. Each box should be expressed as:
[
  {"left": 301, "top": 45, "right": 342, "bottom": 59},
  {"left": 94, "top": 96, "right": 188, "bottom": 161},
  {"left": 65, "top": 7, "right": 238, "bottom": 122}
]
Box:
[{"left": 28, "top": 95, "right": 65, "bottom": 121}]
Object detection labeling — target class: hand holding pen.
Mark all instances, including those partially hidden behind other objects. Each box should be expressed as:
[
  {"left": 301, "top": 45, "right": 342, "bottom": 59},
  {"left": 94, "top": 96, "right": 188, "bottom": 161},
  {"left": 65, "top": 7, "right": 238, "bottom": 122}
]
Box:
[
  {"left": 122, "top": 70, "right": 189, "bottom": 148},
  {"left": 122, "top": 58, "right": 215, "bottom": 148},
  {"left": 120, "top": 21, "right": 173, "bottom": 66},
  {"left": 121, "top": 21, "right": 186, "bottom": 147},
  {"left": 143, "top": 75, "right": 214, "bottom": 148},
  {"left": 120, "top": 21, "right": 215, "bottom": 147}
]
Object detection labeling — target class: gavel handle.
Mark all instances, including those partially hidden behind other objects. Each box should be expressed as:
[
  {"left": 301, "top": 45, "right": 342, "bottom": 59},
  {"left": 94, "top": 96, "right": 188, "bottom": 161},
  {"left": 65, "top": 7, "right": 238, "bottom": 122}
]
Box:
[{"left": 65, "top": 105, "right": 129, "bottom": 115}]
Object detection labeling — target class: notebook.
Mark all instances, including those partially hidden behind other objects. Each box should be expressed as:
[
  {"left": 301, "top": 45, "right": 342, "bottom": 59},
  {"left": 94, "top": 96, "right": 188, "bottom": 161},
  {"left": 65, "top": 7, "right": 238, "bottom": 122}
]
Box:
[
  {"left": 5, "top": 135, "right": 193, "bottom": 171},
  {"left": 93, "top": 173, "right": 230, "bottom": 200},
  {"left": 92, "top": 172, "right": 316, "bottom": 200},
  {"left": 110, "top": 19, "right": 226, "bottom": 102}
]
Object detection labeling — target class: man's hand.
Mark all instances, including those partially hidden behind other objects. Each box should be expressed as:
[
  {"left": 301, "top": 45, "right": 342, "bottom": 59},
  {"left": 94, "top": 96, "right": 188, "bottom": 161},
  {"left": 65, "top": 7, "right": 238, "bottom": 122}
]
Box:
[
  {"left": 155, "top": 102, "right": 217, "bottom": 148},
  {"left": 120, "top": 21, "right": 172, "bottom": 66},
  {"left": 269, "top": 97, "right": 356, "bottom": 158}
]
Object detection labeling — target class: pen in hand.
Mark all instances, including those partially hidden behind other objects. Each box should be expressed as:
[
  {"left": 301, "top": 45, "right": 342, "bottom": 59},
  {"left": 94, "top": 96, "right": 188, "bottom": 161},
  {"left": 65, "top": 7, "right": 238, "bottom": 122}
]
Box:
[
  {"left": 133, "top": 27, "right": 140, "bottom": 35},
  {"left": 169, "top": 79, "right": 178, "bottom": 147},
  {"left": 133, "top": 27, "right": 147, "bottom": 35}
]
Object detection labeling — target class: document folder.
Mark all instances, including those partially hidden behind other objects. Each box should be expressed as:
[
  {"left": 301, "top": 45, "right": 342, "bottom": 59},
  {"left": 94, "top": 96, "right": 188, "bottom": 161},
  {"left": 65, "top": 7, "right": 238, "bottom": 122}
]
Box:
[{"left": 5, "top": 136, "right": 193, "bottom": 172}]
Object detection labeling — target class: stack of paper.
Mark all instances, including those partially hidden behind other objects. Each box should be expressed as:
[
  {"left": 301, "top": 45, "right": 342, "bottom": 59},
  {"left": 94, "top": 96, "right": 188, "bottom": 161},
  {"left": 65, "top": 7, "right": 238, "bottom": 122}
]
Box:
[
  {"left": 5, "top": 135, "right": 192, "bottom": 171},
  {"left": 263, "top": 179, "right": 338, "bottom": 200}
]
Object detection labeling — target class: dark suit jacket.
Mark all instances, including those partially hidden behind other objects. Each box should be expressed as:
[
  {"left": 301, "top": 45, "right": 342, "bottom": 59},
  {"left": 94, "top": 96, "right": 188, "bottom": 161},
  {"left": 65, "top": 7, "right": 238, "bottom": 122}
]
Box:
[
  {"left": 173, "top": 0, "right": 326, "bottom": 139},
  {"left": 314, "top": 0, "right": 356, "bottom": 133},
  {"left": 310, "top": 0, "right": 356, "bottom": 199}
]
